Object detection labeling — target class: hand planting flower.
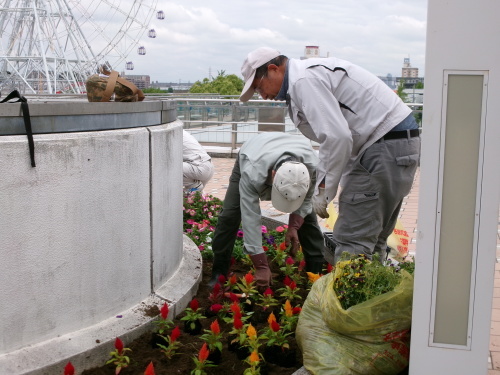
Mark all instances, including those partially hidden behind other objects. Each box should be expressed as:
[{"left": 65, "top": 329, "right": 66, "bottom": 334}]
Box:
[
  {"left": 157, "top": 326, "right": 182, "bottom": 359},
  {"left": 200, "top": 319, "right": 224, "bottom": 353},
  {"left": 63, "top": 361, "right": 74, "bottom": 375},
  {"left": 105, "top": 337, "right": 132, "bottom": 374},
  {"left": 191, "top": 343, "right": 216, "bottom": 375},
  {"left": 153, "top": 302, "right": 174, "bottom": 335}
]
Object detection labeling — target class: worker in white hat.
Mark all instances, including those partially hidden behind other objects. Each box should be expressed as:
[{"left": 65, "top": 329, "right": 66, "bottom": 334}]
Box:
[
  {"left": 209, "top": 132, "right": 326, "bottom": 291},
  {"left": 239, "top": 47, "right": 420, "bottom": 264}
]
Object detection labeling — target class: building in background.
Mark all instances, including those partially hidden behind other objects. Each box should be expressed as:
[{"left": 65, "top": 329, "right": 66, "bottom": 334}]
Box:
[
  {"left": 122, "top": 74, "right": 151, "bottom": 89},
  {"left": 399, "top": 57, "right": 424, "bottom": 89},
  {"left": 301, "top": 45, "right": 330, "bottom": 59}
]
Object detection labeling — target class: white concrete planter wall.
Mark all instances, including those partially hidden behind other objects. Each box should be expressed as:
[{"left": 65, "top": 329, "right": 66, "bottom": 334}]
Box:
[{"left": 0, "top": 100, "right": 200, "bottom": 374}]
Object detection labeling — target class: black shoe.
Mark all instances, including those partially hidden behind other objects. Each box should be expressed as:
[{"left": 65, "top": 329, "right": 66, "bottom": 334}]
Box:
[{"left": 208, "top": 273, "right": 221, "bottom": 289}]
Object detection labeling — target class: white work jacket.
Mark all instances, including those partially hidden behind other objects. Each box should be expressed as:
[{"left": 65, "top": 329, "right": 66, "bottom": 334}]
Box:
[{"left": 287, "top": 57, "right": 411, "bottom": 204}]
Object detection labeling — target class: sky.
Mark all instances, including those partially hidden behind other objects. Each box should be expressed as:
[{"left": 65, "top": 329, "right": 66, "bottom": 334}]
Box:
[{"left": 118, "top": 0, "right": 428, "bottom": 84}]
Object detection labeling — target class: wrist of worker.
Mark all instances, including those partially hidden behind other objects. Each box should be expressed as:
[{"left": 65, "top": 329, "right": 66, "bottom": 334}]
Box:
[{"left": 288, "top": 212, "right": 304, "bottom": 230}]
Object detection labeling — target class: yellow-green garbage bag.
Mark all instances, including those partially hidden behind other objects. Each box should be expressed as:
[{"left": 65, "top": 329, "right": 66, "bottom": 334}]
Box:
[{"left": 296, "top": 270, "right": 413, "bottom": 374}]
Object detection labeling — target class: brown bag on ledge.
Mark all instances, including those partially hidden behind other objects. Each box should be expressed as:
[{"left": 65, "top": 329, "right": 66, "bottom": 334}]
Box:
[{"left": 85, "top": 68, "right": 145, "bottom": 102}]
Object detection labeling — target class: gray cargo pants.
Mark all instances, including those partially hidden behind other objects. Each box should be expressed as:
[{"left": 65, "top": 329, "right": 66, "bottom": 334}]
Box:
[{"left": 327, "top": 133, "right": 420, "bottom": 263}]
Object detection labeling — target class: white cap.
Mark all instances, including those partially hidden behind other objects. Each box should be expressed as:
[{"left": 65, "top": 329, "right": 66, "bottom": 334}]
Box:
[
  {"left": 239, "top": 47, "right": 281, "bottom": 102},
  {"left": 271, "top": 161, "right": 310, "bottom": 213}
]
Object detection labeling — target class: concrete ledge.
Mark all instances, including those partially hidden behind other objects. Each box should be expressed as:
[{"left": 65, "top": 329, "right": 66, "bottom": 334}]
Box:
[{"left": 0, "top": 235, "right": 202, "bottom": 375}]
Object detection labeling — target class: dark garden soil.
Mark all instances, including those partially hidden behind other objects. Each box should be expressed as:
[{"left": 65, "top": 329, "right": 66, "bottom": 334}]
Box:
[{"left": 81, "top": 258, "right": 307, "bottom": 375}]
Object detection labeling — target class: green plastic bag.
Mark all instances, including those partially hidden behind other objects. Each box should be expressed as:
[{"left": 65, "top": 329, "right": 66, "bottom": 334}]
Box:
[{"left": 296, "top": 271, "right": 413, "bottom": 374}]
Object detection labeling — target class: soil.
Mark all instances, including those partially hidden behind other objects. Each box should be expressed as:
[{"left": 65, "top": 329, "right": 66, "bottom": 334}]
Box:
[{"left": 81, "top": 258, "right": 307, "bottom": 375}]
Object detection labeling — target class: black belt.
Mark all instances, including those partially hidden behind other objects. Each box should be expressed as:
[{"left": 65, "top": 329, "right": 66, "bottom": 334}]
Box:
[{"left": 377, "top": 129, "right": 420, "bottom": 142}]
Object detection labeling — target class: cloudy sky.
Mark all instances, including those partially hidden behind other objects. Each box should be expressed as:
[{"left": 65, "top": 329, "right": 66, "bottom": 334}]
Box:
[{"left": 124, "top": 0, "right": 428, "bottom": 84}]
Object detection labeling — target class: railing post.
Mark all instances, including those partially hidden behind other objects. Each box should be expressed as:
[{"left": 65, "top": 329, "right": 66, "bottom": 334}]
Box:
[{"left": 231, "top": 104, "right": 238, "bottom": 151}]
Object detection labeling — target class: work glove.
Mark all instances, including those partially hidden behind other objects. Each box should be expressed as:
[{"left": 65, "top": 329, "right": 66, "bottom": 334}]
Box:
[
  {"left": 285, "top": 213, "right": 304, "bottom": 259},
  {"left": 249, "top": 253, "right": 272, "bottom": 293},
  {"left": 313, "top": 187, "right": 329, "bottom": 219}
]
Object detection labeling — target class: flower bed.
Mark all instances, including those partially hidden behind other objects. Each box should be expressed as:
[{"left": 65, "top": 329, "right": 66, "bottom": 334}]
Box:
[{"left": 75, "top": 192, "right": 414, "bottom": 375}]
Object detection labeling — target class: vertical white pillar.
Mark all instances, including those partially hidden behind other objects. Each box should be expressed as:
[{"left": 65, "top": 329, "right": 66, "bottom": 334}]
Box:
[{"left": 410, "top": 0, "right": 500, "bottom": 373}]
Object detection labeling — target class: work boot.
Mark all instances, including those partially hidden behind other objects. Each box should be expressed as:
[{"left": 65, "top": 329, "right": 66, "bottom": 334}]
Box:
[{"left": 250, "top": 253, "right": 272, "bottom": 292}]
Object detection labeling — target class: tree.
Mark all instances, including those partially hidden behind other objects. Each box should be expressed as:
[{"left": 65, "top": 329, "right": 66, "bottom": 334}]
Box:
[
  {"left": 143, "top": 87, "right": 168, "bottom": 93},
  {"left": 415, "top": 81, "right": 424, "bottom": 89},
  {"left": 190, "top": 71, "right": 243, "bottom": 95},
  {"left": 396, "top": 80, "right": 408, "bottom": 102}
]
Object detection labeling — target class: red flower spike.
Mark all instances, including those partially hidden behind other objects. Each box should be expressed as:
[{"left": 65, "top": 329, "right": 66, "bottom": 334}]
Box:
[
  {"left": 298, "top": 260, "right": 306, "bottom": 270},
  {"left": 210, "top": 319, "right": 220, "bottom": 334},
  {"left": 217, "top": 274, "right": 226, "bottom": 284},
  {"left": 212, "top": 283, "right": 221, "bottom": 294},
  {"left": 64, "top": 361, "right": 75, "bottom": 375},
  {"left": 285, "top": 257, "right": 295, "bottom": 265},
  {"left": 292, "top": 307, "right": 302, "bottom": 315},
  {"left": 229, "top": 275, "right": 238, "bottom": 285},
  {"left": 233, "top": 316, "right": 243, "bottom": 330},
  {"left": 283, "top": 275, "right": 292, "bottom": 286},
  {"left": 327, "top": 263, "right": 334, "bottom": 273},
  {"left": 263, "top": 287, "right": 274, "bottom": 296},
  {"left": 230, "top": 302, "right": 241, "bottom": 316},
  {"left": 244, "top": 272, "right": 254, "bottom": 284},
  {"left": 144, "top": 361, "right": 155, "bottom": 375},
  {"left": 262, "top": 245, "right": 269, "bottom": 252},
  {"left": 270, "top": 320, "right": 281, "bottom": 332},
  {"left": 160, "top": 303, "right": 169, "bottom": 320},
  {"left": 190, "top": 298, "right": 199, "bottom": 311},
  {"left": 210, "top": 303, "right": 223, "bottom": 313},
  {"left": 114, "top": 337, "right": 124, "bottom": 354},
  {"left": 289, "top": 281, "right": 297, "bottom": 290},
  {"left": 199, "top": 343, "right": 210, "bottom": 362},
  {"left": 279, "top": 242, "right": 287, "bottom": 251},
  {"left": 171, "top": 326, "right": 181, "bottom": 342},
  {"left": 229, "top": 292, "right": 239, "bottom": 302}
]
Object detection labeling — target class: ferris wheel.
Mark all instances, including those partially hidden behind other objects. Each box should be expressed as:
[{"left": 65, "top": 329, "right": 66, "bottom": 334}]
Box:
[{"left": 0, "top": 0, "right": 162, "bottom": 94}]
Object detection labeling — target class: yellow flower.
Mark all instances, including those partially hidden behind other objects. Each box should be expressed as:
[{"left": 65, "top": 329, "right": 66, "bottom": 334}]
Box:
[
  {"left": 307, "top": 272, "right": 321, "bottom": 283},
  {"left": 249, "top": 350, "right": 260, "bottom": 363},
  {"left": 246, "top": 324, "right": 257, "bottom": 339},
  {"left": 267, "top": 312, "right": 276, "bottom": 324},
  {"left": 284, "top": 300, "right": 293, "bottom": 317},
  {"left": 354, "top": 272, "right": 361, "bottom": 278}
]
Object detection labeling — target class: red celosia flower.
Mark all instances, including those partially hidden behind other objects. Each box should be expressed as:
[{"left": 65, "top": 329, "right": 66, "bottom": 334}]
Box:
[
  {"left": 210, "top": 304, "right": 223, "bottom": 313},
  {"left": 144, "top": 361, "right": 155, "bottom": 375},
  {"left": 229, "top": 292, "right": 239, "bottom": 302},
  {"left": 217, "top": 274, "right": 227, "bottom": 285},
  {"left": 262, "top": 245, "right": 269, "bottom": 252},
  {"left": 229, "top": 275, "right": 238, "bottom": 285},
  {"left": 289, "top": 281, "right": 297, "bottom": 290},
  {"left": 292, "top": 307, "right": 302, "bottom": 315},
  {"left": 244, "top": 272, "right": 254, "bottom": 284},
  {"left": 190, "top": 298, "right": 199, "bottom": 311},
  {"left": 279, "top": 242, "right": 287, "bottom": 250},
  {"left": 270, "top": 320, "right": 281, "bottom": 332},
  {"left": 233, "top": 315, "right": 243, "bottom": 330},
  {"left": 327, "top": 263, "right": 334, "bottom": 273},
  {"left": 283, "top": 275, "right": 292, "bottom": 286},
  {"left": 64, "top": 361, "right": 75, "bottom": 375},
  {"left": 210, "top": 319, "right": 221, "bottom": 334},
  {"left": 171, "top": 326, "right": 181, "bottom": 342},
  {"left": 298, "top": 260, "right": 306, "bottom": 271},
  {"left": 263, "top": 287, "right": 274, "bottom": 296},
  {"left": 114, "top": 337, "right": 124, "bottom": 354},
  {"left": 285, "top": 257, "right": 295, "bottom": 265},
  {"left": 230, "top": 302, "right": 242, "bottom": 317},
  {"left": 198, "top": 343, "right": 210, "bottom": 362},
  {"left": 160, "top": 303, "right": 169, "bottom": 320}
]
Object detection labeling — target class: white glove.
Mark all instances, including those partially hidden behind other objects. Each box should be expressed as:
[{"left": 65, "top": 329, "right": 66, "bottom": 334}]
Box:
[{"left": 313, "top": 187, "right": 329, "bottom": 219}]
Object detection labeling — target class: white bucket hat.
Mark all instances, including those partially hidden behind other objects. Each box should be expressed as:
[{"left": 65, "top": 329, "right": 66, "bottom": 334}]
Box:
[
  {"left": 271, "top": 161, "right": 310, "bottom": 213},
  {"left": 239, "top": 47, "right": 281, "bottom": 102}
]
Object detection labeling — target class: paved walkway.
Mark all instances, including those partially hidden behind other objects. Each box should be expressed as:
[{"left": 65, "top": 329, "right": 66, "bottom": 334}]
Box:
[{"left": 203, "top": 156, "right": 500, "bottom": 374}]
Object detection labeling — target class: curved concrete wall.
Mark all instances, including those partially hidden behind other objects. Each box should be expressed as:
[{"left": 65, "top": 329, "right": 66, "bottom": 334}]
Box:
[{"left": 0, "top": 101, "right": 186, "bottom": 361}]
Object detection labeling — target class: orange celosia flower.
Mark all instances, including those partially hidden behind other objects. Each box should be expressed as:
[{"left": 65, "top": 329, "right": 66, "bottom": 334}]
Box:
[
  {"left": 249, "top": 350, "right": 260, "bottom": 363},
  {"left": 198, "top": 343, "right": 210, "bottom": 362},
  {"left": 284, "top": 300, "right": 293, "bottom": 317},
  {"left": 170, "top": 326, "right": 181, "bottom": 342},
  {"left": 244, "top": 272, "right": 254, "bottom": 284},
  {"left": 307, "top": 272, "right": 321, "bottom": 283},
  {"left": 64, "top": 361, "right": 75, "bottom": 375},
  {"left": 210, "top": 319, "right": 220, "bottom": 334},
  {"left": 160, "top": 302, "right": 169, "bottom": 320},
  {"left": 144, "top": 361, "right": 155, "bottom": 375},
  {"left": 246, "top": 324, "right": 257, "bottom": 339},
  {"left": 267, "top": 312, "right": 277, "bottom": 324}
]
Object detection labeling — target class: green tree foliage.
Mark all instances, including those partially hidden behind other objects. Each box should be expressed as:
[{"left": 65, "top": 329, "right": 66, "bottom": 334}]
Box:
[
  {"left": 143, "top": 87, "right": 168, "bottom": 93},
  {"left": 396, "top": 80, "right": 408, "bottom": 102},
  {"left": 189, "top": 70, "right": 244, "bottom": 95},
  {"left": 415, "top": 81, "right": 424, "bottom": 89}
]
